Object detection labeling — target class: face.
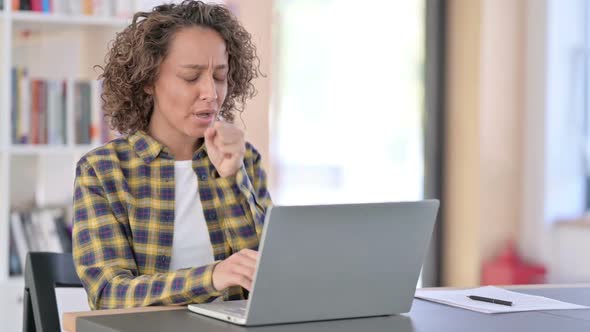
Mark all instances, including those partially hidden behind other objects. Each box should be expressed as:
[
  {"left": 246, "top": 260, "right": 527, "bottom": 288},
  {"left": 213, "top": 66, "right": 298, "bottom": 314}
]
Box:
[{"left": 149, "top": 26, "right": 229, "bottom": 139}]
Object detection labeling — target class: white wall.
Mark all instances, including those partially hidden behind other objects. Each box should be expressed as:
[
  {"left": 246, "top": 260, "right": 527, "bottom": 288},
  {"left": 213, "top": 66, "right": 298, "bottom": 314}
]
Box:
[{"left": 521, "top": 0, "right": 589, "bottom": 282}]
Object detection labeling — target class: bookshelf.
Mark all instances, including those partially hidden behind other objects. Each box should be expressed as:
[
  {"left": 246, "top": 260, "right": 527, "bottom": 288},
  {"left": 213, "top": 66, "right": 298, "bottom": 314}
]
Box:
[
  {"left": 12, "top": 10, "right": 130, "bottom": 27},
  {"left": 0, "top": 2, "right": 137, "bottom": 330}
]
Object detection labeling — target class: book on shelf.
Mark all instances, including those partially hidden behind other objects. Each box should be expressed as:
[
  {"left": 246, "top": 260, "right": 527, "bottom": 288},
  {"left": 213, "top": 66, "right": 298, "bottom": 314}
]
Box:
[
  {"left": 12, "top": 0, "right": 134, "bottom": 18},
  {"left": 74, "top": 80, "right": 91, "bottom": 145},
  {"left": 11, "top": 66, "right": 115, "bottom": 146},
  {"left": 9, "top": 207, "right": 72, "bottom": 276},
  {"left": 74, "top": 79, "right": 114, "bottom": 145},
  {"left": 8, "top": 226, "right": 22, "bottom": 276},
  {"left": 12, "top": 67, "right": 67, "bottom": 145}
]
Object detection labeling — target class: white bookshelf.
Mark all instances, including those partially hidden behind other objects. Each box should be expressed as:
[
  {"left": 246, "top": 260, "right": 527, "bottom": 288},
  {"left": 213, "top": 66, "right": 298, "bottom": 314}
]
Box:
[
  {"left": 12, "top": 11, "right": 130, "bottom": 28},
  {"left": 8, "top": 145, "right": 100, "bottom": 155},
  {"left": 0, "top": 4, "right": 136, "bottom": 330}
]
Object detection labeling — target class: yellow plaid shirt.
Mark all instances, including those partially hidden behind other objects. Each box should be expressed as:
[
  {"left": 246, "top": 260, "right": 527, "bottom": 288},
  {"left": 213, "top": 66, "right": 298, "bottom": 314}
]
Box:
[{"left": 72, "top": 131, "right": 271, "bottom": 309}]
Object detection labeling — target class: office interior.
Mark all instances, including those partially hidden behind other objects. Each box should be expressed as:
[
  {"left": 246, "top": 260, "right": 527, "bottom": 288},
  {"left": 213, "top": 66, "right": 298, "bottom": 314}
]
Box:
[{"left": 1, "top": 0, "right": 589, "bottom": 331}]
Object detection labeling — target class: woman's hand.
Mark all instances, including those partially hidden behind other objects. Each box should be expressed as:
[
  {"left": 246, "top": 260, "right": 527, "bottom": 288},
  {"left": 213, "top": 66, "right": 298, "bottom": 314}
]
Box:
[
  {"left": 212, "top": 249, "right": 259, "bottom": 291},
  {"left": 204, "top": 121, "right": 246, "bottom": 178}
]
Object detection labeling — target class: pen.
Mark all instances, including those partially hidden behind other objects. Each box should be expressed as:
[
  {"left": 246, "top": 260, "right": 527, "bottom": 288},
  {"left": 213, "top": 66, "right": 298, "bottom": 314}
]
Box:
[{"left": 467, "top": 295, "right": 513, "bottom": 306}]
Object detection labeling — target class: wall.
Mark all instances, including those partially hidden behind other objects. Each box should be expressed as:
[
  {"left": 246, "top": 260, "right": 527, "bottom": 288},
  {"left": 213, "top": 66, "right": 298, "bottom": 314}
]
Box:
[
  {"left": 443, "top": 0, "right": 525, "bottom": 286},
  {"left": 229, "top": 0, "right": 274, "bottom": 189},
  {"left": 479, "top": 0, "right": 525, "bottom": 265},
  {"left": 521, "top": 0, "right": 588, "bottom": 282}
]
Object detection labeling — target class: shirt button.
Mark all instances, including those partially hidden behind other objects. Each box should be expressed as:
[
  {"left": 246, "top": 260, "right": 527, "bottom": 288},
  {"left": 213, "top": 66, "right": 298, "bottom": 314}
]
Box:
[
  {"left": 200, "top": 174, "right": 208, "bottom": 180},
  {"left": 197, "top": 151, "right": 204, "bottom": 159},
  {"left": 207, "top": 212, "right": 216, "bottom": 219}
]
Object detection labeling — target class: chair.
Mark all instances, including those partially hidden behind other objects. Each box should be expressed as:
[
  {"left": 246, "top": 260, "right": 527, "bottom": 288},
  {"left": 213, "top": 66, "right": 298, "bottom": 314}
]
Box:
[{"left": 23, "top": 252, "right": 84, "bottom": 332}]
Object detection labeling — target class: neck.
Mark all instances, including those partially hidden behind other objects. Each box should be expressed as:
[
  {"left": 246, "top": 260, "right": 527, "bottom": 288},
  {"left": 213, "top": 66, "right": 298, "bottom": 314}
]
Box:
[{"left": 148, "top": 111, "right": 200, "bottom": 161}]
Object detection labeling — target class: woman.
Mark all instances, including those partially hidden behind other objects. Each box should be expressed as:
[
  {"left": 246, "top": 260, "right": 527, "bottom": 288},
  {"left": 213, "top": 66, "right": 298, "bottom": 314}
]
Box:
[{"left": 72, "top": 0, "right": 271, "bottom": 309}]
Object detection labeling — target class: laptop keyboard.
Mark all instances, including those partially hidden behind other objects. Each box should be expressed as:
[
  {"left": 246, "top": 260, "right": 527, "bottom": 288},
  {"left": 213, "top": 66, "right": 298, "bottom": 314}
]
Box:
[
  {"left": 220, "top": 306, "right": 247, "bottom": 318},
  {"left": 207, "top": 300, "right": 248, "bottom": 319}
]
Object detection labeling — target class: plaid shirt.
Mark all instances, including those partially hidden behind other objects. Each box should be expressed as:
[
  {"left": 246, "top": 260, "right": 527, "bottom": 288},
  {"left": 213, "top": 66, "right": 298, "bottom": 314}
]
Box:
[{"left": 72, "top": 131, "right": 271, "bottom": 309}]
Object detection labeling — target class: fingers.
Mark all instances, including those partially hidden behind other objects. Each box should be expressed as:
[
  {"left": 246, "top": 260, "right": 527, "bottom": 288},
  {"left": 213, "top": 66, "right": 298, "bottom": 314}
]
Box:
[
  {"left": 239, "top": 249, "right": 259, "bottom": 261},
  {"left": 211, "top": 250, "right": 259, "bottom": 292},
  {"left": 234, "top": 250, "right": 257, "bottom": 269},
  {"left": 231, "top": 263, "right": 256, "bottom": 283},
  {"left": 229, "top": 251, "right": 258, "bottom": 291},
  {"left": 217, "top": 135, "right": 242, "bottom": 145},
  {"left": 206, "top": 122, "right": 245, "bottom": 169},
  {"left": 217, "top": 143, "right": 245, "bottom": 156},
  {"left": 231, "top": 264, "right": 256, "bottom": 290},
  {"left": 204, "top": 127, "right": 216, "bottom": 142},
  {"left": 230, "top": 274, "right": 253, "bottom": 291},
  {"left": 213, "top": 122, "right": 244, "bottom": 145}
]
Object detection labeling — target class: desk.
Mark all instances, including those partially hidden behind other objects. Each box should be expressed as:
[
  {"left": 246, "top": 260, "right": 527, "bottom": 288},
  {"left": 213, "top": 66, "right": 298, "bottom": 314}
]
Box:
[{"left": 66, "top": 285, "right": 590, "bottom": 332}]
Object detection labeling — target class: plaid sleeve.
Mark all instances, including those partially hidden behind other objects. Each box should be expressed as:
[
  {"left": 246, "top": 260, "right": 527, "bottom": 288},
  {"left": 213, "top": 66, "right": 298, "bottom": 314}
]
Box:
[
  {"left": 214, "top": 143, "right": 272, "bottom": 238},
  {"left": 72, "top": 159, "right": 223, "bottom": 309}
]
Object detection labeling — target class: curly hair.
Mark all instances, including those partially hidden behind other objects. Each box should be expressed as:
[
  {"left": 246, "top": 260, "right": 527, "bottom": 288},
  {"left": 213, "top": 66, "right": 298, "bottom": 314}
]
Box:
[{"left": 97, "top": 0, "right": 261, "bottom": 135}]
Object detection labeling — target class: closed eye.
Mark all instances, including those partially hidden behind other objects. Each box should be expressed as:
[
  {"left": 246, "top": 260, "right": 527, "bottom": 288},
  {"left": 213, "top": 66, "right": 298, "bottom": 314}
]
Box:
[{"left": 185, "top": 75, "right": 200, "bottom": 83}]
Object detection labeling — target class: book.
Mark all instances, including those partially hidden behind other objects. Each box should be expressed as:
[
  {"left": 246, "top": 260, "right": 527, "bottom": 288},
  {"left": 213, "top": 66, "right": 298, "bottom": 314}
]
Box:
[
  {"left": 74, "top": 80, "right": 93, "bottom": 145},
  {"left": 38, "top": 80, "right": 48, "bottom": 144},
  {"left": 19, "top": 0, "right": 31, "bottom": 11},
  {"left": 10, "top": 212, "right": 28, "bottom": 271},
  {"left": 30, "top": 79, "right": 40, "bottom": 144},
  {"left": 51, "top": 0, "right": 67, "bottom": 14},
  {"left": 41, "top": 0, "right": 50, "bottom": 12},
  {"left": 90, "top": 80, "right": 103, "bottom": 145},
  {"left": 11, "top": 68, "right": 111, "bottom": 146},
  {"left": 11, "top": 0, "right": 127, "bottom": 18},
  {"left": 30, "top": 0, "right": 41, "bottom": 12},
  {"left": 8, "top": 207, "right": 73, "bottom": 275},
  {"left": 50, "top": 80, "right": 67, "bottom": 144},
  {"left": 18, "top": 68, "right": 31, "bottom": 144},
  {"left": 113, "top": 0, "right": 133, "bottom": 18},
  {"left": 8, "top": 226, "right": 22, "bottom": 276},
  {"left": 11, "top": 67, "right": 19, "bottom": 144}
]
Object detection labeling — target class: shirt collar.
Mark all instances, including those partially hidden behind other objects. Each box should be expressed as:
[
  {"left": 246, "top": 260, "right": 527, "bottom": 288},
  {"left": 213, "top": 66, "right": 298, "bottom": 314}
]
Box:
[
  {"left": 128, "top": 131, "right": 165, "bottom": 164},
  {"left": 127, "top": 131, "right": 207, "bottom": 164}
]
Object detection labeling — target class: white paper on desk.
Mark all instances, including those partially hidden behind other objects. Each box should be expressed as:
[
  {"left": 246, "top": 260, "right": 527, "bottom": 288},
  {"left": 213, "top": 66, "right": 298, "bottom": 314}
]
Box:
[
  {"left": 415, "top": 286, "right": 589, "bottom": 314},
  {"left": 55, "top": 287, "right": 91, "bottom": 332}
]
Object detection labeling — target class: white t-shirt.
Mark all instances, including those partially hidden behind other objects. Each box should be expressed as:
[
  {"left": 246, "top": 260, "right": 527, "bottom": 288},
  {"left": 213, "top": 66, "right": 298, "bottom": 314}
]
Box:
[{"left": 169, "top": 160, "right": 215, "bottom": 271}]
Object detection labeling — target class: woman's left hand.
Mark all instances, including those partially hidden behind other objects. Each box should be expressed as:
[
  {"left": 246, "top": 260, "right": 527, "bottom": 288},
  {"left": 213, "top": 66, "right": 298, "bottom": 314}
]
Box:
[{"left": 204, "top": 121, "right": 246, "bottom": 178}]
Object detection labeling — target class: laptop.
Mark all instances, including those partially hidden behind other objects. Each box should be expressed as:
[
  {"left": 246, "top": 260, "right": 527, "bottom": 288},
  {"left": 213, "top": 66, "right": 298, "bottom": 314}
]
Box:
[{"left": 188, "top": 200, "right": 439, "bottom": 326}]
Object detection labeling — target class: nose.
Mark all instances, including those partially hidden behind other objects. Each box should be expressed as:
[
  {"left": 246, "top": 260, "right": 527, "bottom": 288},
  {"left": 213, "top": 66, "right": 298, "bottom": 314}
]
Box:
[{"left": 199, "top": 75, "right": 218, "bottom": 102}]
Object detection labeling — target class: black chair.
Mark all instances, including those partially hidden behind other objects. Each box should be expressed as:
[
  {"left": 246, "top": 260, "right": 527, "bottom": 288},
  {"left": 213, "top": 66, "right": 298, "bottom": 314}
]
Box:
[{"left": 23, "top": 252, "right": 83, "bottom": 332}]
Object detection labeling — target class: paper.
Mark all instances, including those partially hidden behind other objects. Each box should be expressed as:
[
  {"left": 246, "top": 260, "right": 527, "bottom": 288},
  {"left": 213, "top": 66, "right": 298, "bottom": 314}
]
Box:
[
  {"left": 415, "top": 286, "right": 589, "bottom": 314},
  {"left": 55, "top": 287, "right": 91, "bottom": 332}
]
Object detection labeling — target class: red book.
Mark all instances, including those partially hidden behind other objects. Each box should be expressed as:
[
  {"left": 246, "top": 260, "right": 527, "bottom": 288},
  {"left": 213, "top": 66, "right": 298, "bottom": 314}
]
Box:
[{"left": 31, "top": 0, "right": 42, "bottom": 12}]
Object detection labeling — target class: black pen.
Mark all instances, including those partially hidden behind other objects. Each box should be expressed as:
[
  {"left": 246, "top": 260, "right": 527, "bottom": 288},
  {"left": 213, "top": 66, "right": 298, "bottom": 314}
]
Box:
[{"left": 467, "top": 295, "right": 513, "bottom": 306}]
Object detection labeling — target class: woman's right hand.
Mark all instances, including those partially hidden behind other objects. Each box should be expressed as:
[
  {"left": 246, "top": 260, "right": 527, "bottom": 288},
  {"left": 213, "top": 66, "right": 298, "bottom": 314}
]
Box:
[{"left": 212, "top": 249, "right": 259, "bottom": 291}]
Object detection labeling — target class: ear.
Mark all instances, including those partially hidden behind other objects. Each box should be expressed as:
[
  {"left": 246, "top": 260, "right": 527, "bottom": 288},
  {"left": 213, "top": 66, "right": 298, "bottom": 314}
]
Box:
[{"left": 144, "top": 85, "right": 153, "bottom": 95}]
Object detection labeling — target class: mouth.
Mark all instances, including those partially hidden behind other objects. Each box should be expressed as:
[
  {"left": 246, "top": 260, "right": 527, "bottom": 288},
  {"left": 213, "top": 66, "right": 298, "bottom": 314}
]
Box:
[
  {"left": 189, "top": 109, "right": 217, "bottom": 126},
  {"left": 192, "top": 111, "right": 216, "bottom": 119}
]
